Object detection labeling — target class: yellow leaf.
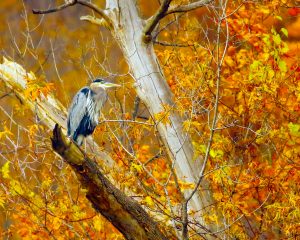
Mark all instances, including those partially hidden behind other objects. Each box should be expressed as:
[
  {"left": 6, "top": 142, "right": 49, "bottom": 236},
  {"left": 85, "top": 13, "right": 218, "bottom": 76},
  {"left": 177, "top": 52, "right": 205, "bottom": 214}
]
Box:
[
  {"left": 209, "top": 149, "right": 224, "bottom": 158},
  {"left": 0, "top": 195, "right": 5, "bottom": 208},
  {"left": 178, "top": 180, "right": 195, "bottom": 190},
  {"left": 52, "top": 217, "right": 62, "bottom": 230},
  {"left": 1, "top": 161, "right": 10, "bottom": 179},
  {"left": 131, "top": 163, "right": 143, "bottom": 173},
  {"left": 281, "top": 28, "right": 288, "bottom": 37},
  {"left": 41, "top": 178, "right": 52, "bottom": 190},
  {"left": 144, "top": 196, "right": 154, "bottom": 207},
  {"left": 213, "top": 192, "right": 223, "bottom": 201},
  {"left": 0, "top": 125, "right": 13, "bottom": 140},
  {"left": 28, "top": 191, "right": 35, "bottom": 198},
  {"left": 224, "top": 56, "right": 235, "bottom": 67},
  {"left": 93, "top": 217, "right": 102, "bottom": 231},
  {"left": 278, "top": 60, "right": 287, "bottom": 73},
  {"left": 10, "top": 180, "right": 24, "bottom": 195}
]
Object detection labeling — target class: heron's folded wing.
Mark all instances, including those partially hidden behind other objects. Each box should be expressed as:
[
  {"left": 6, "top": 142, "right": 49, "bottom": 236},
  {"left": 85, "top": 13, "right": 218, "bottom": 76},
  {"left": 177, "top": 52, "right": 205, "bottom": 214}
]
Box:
[{"left": 67, "top": 87, "right": 90, "bottom": 136}]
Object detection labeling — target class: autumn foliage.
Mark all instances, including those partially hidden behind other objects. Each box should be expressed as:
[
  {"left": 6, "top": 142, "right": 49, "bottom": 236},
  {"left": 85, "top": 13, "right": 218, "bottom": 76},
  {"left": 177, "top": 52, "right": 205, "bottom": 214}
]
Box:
[{"left": 0, "top": 0, "right": 299, "bottom": 239}]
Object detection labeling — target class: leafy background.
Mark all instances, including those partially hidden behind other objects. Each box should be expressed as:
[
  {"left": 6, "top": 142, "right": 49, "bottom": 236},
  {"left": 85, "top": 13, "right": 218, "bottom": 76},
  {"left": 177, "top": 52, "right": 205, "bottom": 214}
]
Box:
[{"left": 0, "top": 0, "right": 299, "bottom": 239}]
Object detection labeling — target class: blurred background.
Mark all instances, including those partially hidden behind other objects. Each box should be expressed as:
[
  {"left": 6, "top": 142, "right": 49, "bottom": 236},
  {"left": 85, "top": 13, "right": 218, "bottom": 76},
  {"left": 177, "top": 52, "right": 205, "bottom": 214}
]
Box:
[{"left": 0, "top": 0, "right": 299, "bottom": 239}]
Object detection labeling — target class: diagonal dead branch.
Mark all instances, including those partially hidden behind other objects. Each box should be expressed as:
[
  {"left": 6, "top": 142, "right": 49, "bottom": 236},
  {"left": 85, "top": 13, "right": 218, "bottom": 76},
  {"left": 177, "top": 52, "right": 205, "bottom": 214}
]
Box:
[
  {"left": 32, "top": 0, "right": 77, "bottom": 14},
  {"left": 51, "top": 124, "right": 170, "bottom": 240},
  {"left": 32, "top": 0, "right": 114, "bottom": 29},
  {"left": 166, "top": 0, "right": 213, "bottom": 15}
]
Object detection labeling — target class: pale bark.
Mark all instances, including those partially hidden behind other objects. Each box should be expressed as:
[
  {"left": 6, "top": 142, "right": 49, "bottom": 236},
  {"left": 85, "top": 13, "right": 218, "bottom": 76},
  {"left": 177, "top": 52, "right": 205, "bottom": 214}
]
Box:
[{"left": 105, "top": 0, "right": 211, "bottom": 221}]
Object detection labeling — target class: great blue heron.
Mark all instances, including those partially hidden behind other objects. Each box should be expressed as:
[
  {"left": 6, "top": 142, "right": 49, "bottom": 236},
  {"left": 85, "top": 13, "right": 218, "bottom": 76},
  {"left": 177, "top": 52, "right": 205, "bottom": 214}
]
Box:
[{"left": 67, "top": 78, "right": 120, "bottom": 146}]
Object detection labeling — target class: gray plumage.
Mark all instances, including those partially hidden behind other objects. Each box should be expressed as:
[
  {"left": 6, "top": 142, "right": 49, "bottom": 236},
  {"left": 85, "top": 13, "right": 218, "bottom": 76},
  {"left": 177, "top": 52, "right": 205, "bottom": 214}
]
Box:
[{"left": 67, "top": 78, "right": 120, "bottom": 146}]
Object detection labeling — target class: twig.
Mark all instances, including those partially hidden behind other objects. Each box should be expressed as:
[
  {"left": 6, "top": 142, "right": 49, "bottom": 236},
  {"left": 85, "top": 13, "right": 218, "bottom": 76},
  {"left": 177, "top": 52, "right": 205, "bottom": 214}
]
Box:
[
  {"left": 32, "top": 0, "right": 77, "bottom": 14},
  {"left": 99, "top": 119, "right": 153, "bottom": 126},
  {"left": 152, "top": 13, "right": 184, "bottom": 41},
  {"left": 185, "top": 0, "right": 229, "bottom": 206},
  {"left": 0, "top": 91, "right": 12, "bottom": 100},
  {"left": 180, "top": 1, "right": 229, "bottom": 238},
  {"left": 132, "top": 96, "right": 140, "bottom": 121},
  {"left": 144, "top": 152, "right": 162, "bottom": 166},
  {"left": 32, "top": 0, "right": 113, "bottom": 29},
  {"left": 154, "top": 40, "right": 193, "bottom": 48},
  {"left": 192, "top": 192, "right": 271, "bottom": 237}
]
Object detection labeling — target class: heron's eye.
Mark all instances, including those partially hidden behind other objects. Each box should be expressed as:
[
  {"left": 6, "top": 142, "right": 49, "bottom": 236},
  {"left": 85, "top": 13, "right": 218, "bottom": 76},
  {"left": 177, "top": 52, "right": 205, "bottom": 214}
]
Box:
[{"left": 93, "top": 79, "right": 105, "bottom": 84}]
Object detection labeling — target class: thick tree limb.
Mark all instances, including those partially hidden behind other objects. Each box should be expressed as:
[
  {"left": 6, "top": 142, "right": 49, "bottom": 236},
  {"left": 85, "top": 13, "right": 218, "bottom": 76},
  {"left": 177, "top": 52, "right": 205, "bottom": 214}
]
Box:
[
  {"left": 166, "top": 0, "right": 212, "bottom": 15},
  {"left": 143, "top": 0, "right": 172, "bottom": 42},
  {"left": 32, "top": 0, "right": 113, "bottom": 29},
  {"left": 51, "top": 124, "right": 170, "bottom": 240}
]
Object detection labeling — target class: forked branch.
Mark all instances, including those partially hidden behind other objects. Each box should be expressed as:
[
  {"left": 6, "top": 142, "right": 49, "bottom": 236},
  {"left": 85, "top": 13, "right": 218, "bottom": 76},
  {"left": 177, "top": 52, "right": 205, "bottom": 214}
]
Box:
[
  {"left": 143, "top": 0, "right": 212, "bottom": 42},
  {"left": 143, "top": 0, "right": 172, "bottom": 42}
]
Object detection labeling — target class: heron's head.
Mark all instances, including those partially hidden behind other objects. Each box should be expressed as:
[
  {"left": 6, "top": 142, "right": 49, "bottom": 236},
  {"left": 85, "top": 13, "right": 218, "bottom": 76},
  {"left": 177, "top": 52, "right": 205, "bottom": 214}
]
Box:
[{"left": 90, "top": 78, "right": 121, "bottom": 91}]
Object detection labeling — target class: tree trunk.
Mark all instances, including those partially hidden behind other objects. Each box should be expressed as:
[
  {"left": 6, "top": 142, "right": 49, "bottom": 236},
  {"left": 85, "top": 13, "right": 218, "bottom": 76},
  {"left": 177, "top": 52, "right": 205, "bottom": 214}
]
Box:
[{"left": 105, "top": 0, "right": 211, "bottom": 218}]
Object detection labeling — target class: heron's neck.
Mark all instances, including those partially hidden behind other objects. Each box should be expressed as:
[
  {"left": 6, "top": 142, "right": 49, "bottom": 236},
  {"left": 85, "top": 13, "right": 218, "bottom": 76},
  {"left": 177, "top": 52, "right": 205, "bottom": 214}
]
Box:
[{"left": 91, "top": 89, "right": 108, "bottom": 109}]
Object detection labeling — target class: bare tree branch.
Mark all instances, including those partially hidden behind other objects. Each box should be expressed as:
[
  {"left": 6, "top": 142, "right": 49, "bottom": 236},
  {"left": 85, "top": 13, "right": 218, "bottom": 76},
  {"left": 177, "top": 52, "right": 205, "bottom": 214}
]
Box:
[
  {"left": 166, "top": 0, "right": 213, "bottom": 15},
  {"left": 32, "top": 0, "right": 113, "bottom": 29},
  {"left": 154, "top": 40, "right": 193, "bottom": 48},
  {"left": 185, "top": 0, "right": 228, "bottom": 206},
  {"left": 32, "top": 0, "right": 76, "bottom": 14},
  {"left": 99, "top": 119, "right": 153, "bottom": 126},
  {"left": 143, "top": 0, "right": 172, "bottom": 42}
]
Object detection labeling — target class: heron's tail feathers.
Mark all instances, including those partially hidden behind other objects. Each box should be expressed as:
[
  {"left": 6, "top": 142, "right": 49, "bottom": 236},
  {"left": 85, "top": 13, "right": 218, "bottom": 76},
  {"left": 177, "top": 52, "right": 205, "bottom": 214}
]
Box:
[
  {"left": 73, "top": 133, "right": 84, "bottom": 146},
  {"left": 76, "top": 135, "right": 84, "bottom": 146}
]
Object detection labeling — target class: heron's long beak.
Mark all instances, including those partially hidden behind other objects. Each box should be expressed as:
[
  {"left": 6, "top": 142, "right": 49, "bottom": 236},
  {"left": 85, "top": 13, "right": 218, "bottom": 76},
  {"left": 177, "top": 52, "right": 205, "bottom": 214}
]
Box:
[{"left": 103, "top": 83, "right": 121, "bottom": 88}]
